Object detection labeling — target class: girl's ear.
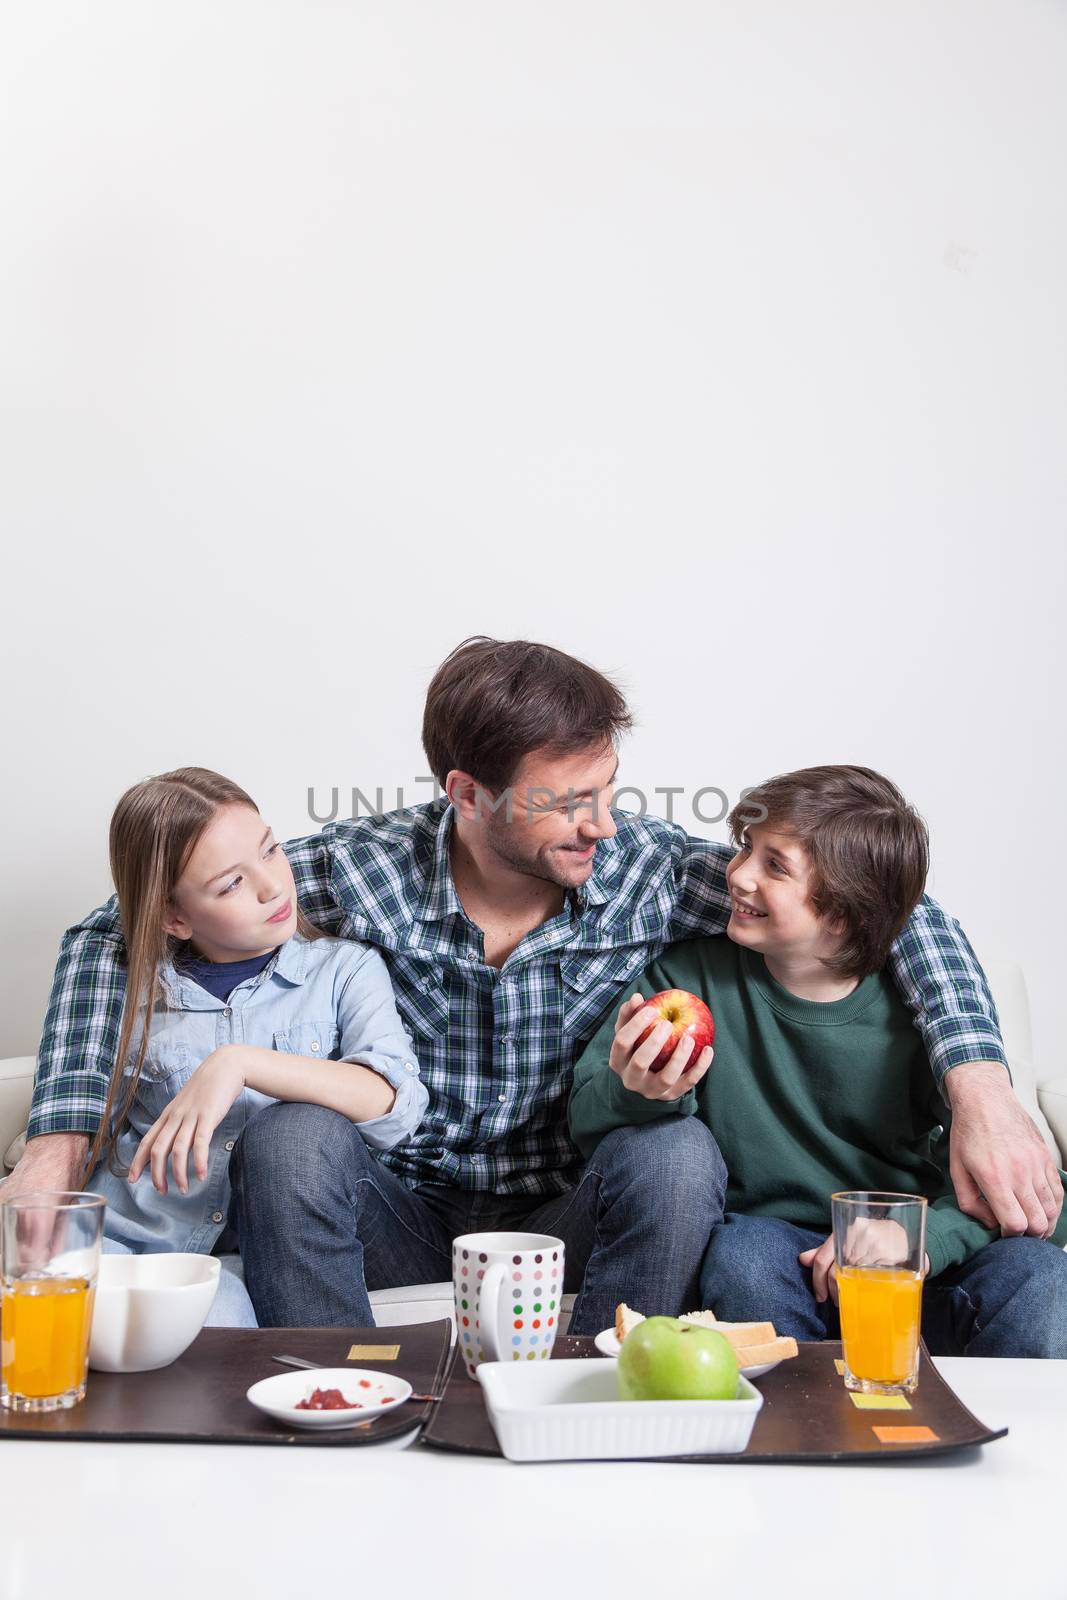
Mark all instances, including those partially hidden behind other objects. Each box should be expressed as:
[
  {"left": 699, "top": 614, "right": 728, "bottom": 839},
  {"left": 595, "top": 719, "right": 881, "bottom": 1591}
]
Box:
[{"left": 162, "top": 899, "right": 193, "bottom": 942}]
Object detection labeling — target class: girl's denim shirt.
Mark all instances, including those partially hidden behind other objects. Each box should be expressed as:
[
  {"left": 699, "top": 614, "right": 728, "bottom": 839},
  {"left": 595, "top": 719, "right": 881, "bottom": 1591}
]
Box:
[{"left": 89, "top": 934, "right": 427, "bottom": 1254}]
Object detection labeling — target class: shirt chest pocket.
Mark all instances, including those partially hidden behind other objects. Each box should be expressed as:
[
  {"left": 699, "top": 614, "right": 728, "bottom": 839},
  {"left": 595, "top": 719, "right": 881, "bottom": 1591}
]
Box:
[
  {"left": 385, "top": 953, "right": 450, "bottom": 1042},
  {"left": 272, "top": 1021, "right": 342, "bottom": 1060},
  {"left": 559, "top": 947, "right": 653, "bottom": 1039},
  {"left": 129, "top": 1043, "right": 199, "bottom": 1087}
]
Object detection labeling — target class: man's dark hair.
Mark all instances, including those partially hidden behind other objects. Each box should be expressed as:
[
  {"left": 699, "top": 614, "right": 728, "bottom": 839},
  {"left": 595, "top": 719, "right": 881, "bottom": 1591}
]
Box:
[
  {"left": 422, "top": 637, "right": 633, "bottom": 792},
  {"left": 728, "top": 765, "right": 930, "bottom": 979}
]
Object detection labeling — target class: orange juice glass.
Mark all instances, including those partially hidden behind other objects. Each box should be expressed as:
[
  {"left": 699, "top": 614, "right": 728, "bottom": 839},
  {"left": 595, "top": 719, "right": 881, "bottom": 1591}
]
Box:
[
  {"left": 1, "top": 1191, "right": 105, "bottom": 1412},
  {"left": 831, "top": 1192, "right": 927, "bottom": 1396}
]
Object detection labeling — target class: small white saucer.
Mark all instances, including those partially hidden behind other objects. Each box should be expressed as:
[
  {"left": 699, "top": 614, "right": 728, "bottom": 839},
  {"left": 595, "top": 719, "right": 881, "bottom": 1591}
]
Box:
[
  {"left": 246, "top": 1368, "right": 413, "bottom": 1430},
  {"left": 593, "top": 1327, "right": 778, "bottom": 1381}
]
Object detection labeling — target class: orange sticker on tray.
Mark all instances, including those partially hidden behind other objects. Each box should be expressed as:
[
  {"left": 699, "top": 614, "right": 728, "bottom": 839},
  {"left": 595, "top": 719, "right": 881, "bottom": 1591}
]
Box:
[{"left": 872, "top": 1425, "right": 939, "bottom": 1445}]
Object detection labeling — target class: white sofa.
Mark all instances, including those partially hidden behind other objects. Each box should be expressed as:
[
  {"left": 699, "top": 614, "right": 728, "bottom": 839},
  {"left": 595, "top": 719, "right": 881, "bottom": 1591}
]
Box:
[{"left": 3, "top": 959, "right": 1065, "bottom": 1329}]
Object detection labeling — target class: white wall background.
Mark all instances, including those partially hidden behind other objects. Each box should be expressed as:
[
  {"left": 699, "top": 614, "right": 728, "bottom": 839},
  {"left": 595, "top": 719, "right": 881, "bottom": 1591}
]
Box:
[{"left": 1, "top": 2, "right": 1064, "bottom": 1070}]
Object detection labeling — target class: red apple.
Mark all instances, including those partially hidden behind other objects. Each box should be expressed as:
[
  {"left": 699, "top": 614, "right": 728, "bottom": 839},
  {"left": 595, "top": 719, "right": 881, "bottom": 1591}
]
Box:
[{"left": 637, "top": 989, "right": 715, "bottom": 1073}]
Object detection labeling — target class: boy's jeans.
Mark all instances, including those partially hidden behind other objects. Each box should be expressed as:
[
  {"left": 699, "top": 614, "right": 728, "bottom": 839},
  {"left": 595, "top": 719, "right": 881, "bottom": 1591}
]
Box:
[
  {"left": 701, "top": 1213, "right": 1067, "bottom": 1358},
  {"left": 231, "top": 1104, "right": 727, "bottom": 1334}
]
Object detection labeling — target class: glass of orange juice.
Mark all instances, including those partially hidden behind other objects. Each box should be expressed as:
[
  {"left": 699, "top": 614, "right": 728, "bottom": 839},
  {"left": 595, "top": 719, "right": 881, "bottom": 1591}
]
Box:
[
  {"left": 1, "top": 1191, "right": 106, "bottom": 1412},
  {"left": 832, "top": 1191, "right": 927, "bottom": 1396}
]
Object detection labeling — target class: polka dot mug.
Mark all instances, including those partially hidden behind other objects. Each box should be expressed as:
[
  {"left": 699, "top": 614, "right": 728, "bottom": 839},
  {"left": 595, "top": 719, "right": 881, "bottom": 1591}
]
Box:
[{"left": 452, "top": 1232, "right": 566, "bottom": 1378}]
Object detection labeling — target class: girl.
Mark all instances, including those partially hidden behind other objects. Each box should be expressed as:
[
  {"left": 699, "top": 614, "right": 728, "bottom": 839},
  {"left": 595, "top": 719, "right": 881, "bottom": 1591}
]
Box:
[{"left": 84, "top": 767, "right": 427, "bottom": 1326}]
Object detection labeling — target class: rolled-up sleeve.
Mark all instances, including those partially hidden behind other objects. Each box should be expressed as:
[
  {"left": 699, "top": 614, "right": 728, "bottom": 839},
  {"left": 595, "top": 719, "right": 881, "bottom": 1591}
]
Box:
[{"left": 333, "top": 944, "right": 429, "bottom": 1151}]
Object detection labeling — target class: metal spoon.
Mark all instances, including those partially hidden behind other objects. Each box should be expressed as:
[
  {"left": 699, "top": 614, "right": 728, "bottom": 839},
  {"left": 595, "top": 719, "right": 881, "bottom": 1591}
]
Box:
[{"left": 272, "top": 1352, "right": 442, "bottom": 1401}]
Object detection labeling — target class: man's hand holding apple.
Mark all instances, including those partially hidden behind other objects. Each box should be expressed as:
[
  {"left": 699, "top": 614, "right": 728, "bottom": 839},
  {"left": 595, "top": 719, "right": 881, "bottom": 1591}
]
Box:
[{"left": 609, "top": 993, "right": 714, "bottom": 1102}]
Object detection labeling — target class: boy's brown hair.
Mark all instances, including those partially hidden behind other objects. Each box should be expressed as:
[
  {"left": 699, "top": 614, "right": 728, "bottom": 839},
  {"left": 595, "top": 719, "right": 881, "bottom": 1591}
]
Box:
[
  {"left": 728, "top": 765, "right": 929, "bottom": 979},
  {"left": 422, "top": 636, "right": 633, "bottom": 793}
]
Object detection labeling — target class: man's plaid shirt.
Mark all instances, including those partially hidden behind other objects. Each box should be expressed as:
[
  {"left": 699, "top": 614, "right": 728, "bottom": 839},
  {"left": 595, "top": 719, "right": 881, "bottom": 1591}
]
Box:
[{"left": 30, "top": 801, "right": 1006, "bottom": 1198}]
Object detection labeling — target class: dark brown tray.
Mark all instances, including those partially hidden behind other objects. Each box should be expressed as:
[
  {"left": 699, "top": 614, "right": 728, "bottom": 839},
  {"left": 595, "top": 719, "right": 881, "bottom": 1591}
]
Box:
[
  {"left": 421, "top": 1337, "right": 1008, "bottom": 1464},
  {"left": 0, "top": 1327, "right": 1008, "bottom": 1462},
  {"left": 0, "top": 1321, "right": 453, "bottom": 1448}
]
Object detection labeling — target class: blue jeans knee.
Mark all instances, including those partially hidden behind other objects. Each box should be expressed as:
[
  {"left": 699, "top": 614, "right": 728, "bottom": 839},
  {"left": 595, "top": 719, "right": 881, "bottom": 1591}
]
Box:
[
  {"left": 593, "top": 1116, "right": 727, "bottom": 1211},
  {"left": 700, "top": 1213, "right": 828, "bottom": 1339},
  {"left": 231, "top": 1100, "right": 373, "bottom": 1211},
  {"left": 930, "top": 1237, "right": 1067, "bottom": 1358}
]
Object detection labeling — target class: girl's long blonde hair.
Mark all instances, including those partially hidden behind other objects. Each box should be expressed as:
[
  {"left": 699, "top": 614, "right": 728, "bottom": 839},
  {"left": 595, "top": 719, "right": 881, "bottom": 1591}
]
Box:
[{"left": 85, "top": 767, "right": 320, "bottom": 1178}]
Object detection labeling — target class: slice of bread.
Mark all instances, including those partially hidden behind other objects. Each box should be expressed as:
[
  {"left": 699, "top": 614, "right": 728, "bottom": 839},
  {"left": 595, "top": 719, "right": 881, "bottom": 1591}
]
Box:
[
  {"left": 678, "top": 1311, "right": 777, "bottom": 1346},
  {"left": 732, "top": 1335, "right": 799, "bottom": 1366},
  {"left": 613, "top": 1303, "right": 797, "bottom": 1366},
  {"left": 615, "top": 1303, "right": 644, "bottom": 1342}
]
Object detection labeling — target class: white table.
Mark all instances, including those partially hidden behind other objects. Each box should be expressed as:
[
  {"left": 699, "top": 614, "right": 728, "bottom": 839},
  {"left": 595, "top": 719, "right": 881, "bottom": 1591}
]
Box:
[{"left": 1, "top": 1358, "right": 1061, "bottom": 1600}]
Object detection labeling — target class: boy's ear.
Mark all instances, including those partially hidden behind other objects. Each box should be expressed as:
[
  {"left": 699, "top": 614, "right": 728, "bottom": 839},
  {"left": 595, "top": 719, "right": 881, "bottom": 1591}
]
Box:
[
  {"left": 162, "top": 900, "right": 193, "bottom": 941},
  {"left": 822, "top": 912, "right": 853, "bottom": 960}
]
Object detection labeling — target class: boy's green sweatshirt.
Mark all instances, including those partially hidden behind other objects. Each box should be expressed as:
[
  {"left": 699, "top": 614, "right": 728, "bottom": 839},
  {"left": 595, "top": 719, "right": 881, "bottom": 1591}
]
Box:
[{"left": 568, "top": 936, "right": 1067, "bottom": 1278}]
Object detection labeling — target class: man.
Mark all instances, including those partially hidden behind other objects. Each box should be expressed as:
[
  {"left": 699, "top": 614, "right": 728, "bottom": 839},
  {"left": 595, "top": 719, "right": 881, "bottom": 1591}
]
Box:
[{"left": 9, "top": 638, "right": 1061, "bottom": 1331}]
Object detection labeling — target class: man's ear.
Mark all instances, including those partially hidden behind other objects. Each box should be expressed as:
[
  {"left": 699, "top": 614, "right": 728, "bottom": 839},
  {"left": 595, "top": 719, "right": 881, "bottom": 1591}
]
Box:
[
  {"left": 162, "top": 900, "right": 193, "bottom": 942},
  {"left": 446, "top": 769, "right": 482, "bottom": 822}
]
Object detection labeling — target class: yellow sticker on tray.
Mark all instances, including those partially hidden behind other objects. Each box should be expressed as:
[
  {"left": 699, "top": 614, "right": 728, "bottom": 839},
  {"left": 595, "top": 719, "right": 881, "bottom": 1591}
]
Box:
[
  {"left": 848, "top": 1391, "right": 912, "bottom": 1411},
  {"left": 347, "top": 1344, "right": 400, "bottom": 1361},
  {"left": 834, "top": 1359, "right": 846, "bottom": 1376}
]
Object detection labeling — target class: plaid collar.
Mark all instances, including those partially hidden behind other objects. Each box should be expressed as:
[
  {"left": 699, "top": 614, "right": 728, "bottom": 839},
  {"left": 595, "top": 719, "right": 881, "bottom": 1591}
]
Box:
[
  {"left": 411, "top": 801, "right": 618, "bottom": 925},
  {"left": 412, "top": 803, "right": 464, "bottom": 924}
]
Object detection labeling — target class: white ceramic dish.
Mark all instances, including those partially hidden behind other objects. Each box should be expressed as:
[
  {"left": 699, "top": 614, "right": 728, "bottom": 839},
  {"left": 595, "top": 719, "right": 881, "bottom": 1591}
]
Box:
[
  {"left": 88, "top": 1253, "right": 220, "bottom": 1373},
  {"left": 246, "top": 1368, "right": 414, "bottom": 1430},
  {"left": 593, "top": 1326, "right": 777, "bottom": 1379},
  {"left": 476, "top": 1358, "right": 763, "bottom": 1462}
]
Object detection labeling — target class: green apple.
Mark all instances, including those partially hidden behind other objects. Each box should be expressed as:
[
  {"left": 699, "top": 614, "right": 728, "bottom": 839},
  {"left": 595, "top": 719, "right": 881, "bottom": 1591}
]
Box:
[{"left": 616, "top": 1316, "right": 740, "bottom": 1401}]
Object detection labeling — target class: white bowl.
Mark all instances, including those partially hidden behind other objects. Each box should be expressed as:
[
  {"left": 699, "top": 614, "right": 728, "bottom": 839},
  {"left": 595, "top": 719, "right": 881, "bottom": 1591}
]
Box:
[
  {"left": 88, "top": 1253, "right": 220, "bottom": 1373},
  {"left": 477, "top": 1358, "right": 764, "bottom": 1462},
  {"left": 246, "top": 1368, "right": 414, "bottom": 1430}
]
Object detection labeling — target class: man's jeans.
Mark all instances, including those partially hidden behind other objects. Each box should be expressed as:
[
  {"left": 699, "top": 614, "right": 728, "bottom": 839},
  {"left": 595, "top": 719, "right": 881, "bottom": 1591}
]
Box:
[
  {"left": 700, "top": 1213, "right": 1067, "bottom": 1358},
  {"left": 231, "top": 1104, "right": 727, "bottom": 1334}
]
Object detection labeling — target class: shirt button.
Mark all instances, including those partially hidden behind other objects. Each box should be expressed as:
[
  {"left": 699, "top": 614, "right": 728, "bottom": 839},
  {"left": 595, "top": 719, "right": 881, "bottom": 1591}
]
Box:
[
  {"left": 404, "top": 1063, "right": 415, "bottom": 1073},
  {"left": 212, "top": 1212, "right": 224, "bottom": 1224},
  {"left": 498, "top": 1094, "right": 506, "bottom": 1103},
  {"left": 223, "top": 1007, "right": 232, "bottom": 1018},
  {"left": 224, "top": 1140, "right": 235, "bottom": 1152},
  {"left": 500, "top": 1034, "right": 511, "bottom": 1044},
  {"left": 310, "top": 1041, "right": 320, "bottom": 1053}
]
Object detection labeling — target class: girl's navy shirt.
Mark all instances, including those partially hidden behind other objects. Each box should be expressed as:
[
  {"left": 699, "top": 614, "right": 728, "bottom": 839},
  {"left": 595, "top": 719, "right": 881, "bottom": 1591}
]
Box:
[{"left": 179, "top": 947, "right": 279, "bottom": 1002}]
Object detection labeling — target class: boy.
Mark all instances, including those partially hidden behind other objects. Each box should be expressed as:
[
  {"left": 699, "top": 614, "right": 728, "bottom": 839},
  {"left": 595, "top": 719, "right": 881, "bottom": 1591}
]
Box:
[{"left": 569, "top": 766, "right": 1067, "bottom": 1356}]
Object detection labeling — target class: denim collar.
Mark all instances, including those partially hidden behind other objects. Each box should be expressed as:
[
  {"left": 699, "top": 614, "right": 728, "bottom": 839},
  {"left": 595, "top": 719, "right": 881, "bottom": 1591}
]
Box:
[
  {"left": 271, "top": 935, "right": 313, "bottom": 986},
  {"left": 161, "top": 932, "right": 312, "bottom": 1009}
]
